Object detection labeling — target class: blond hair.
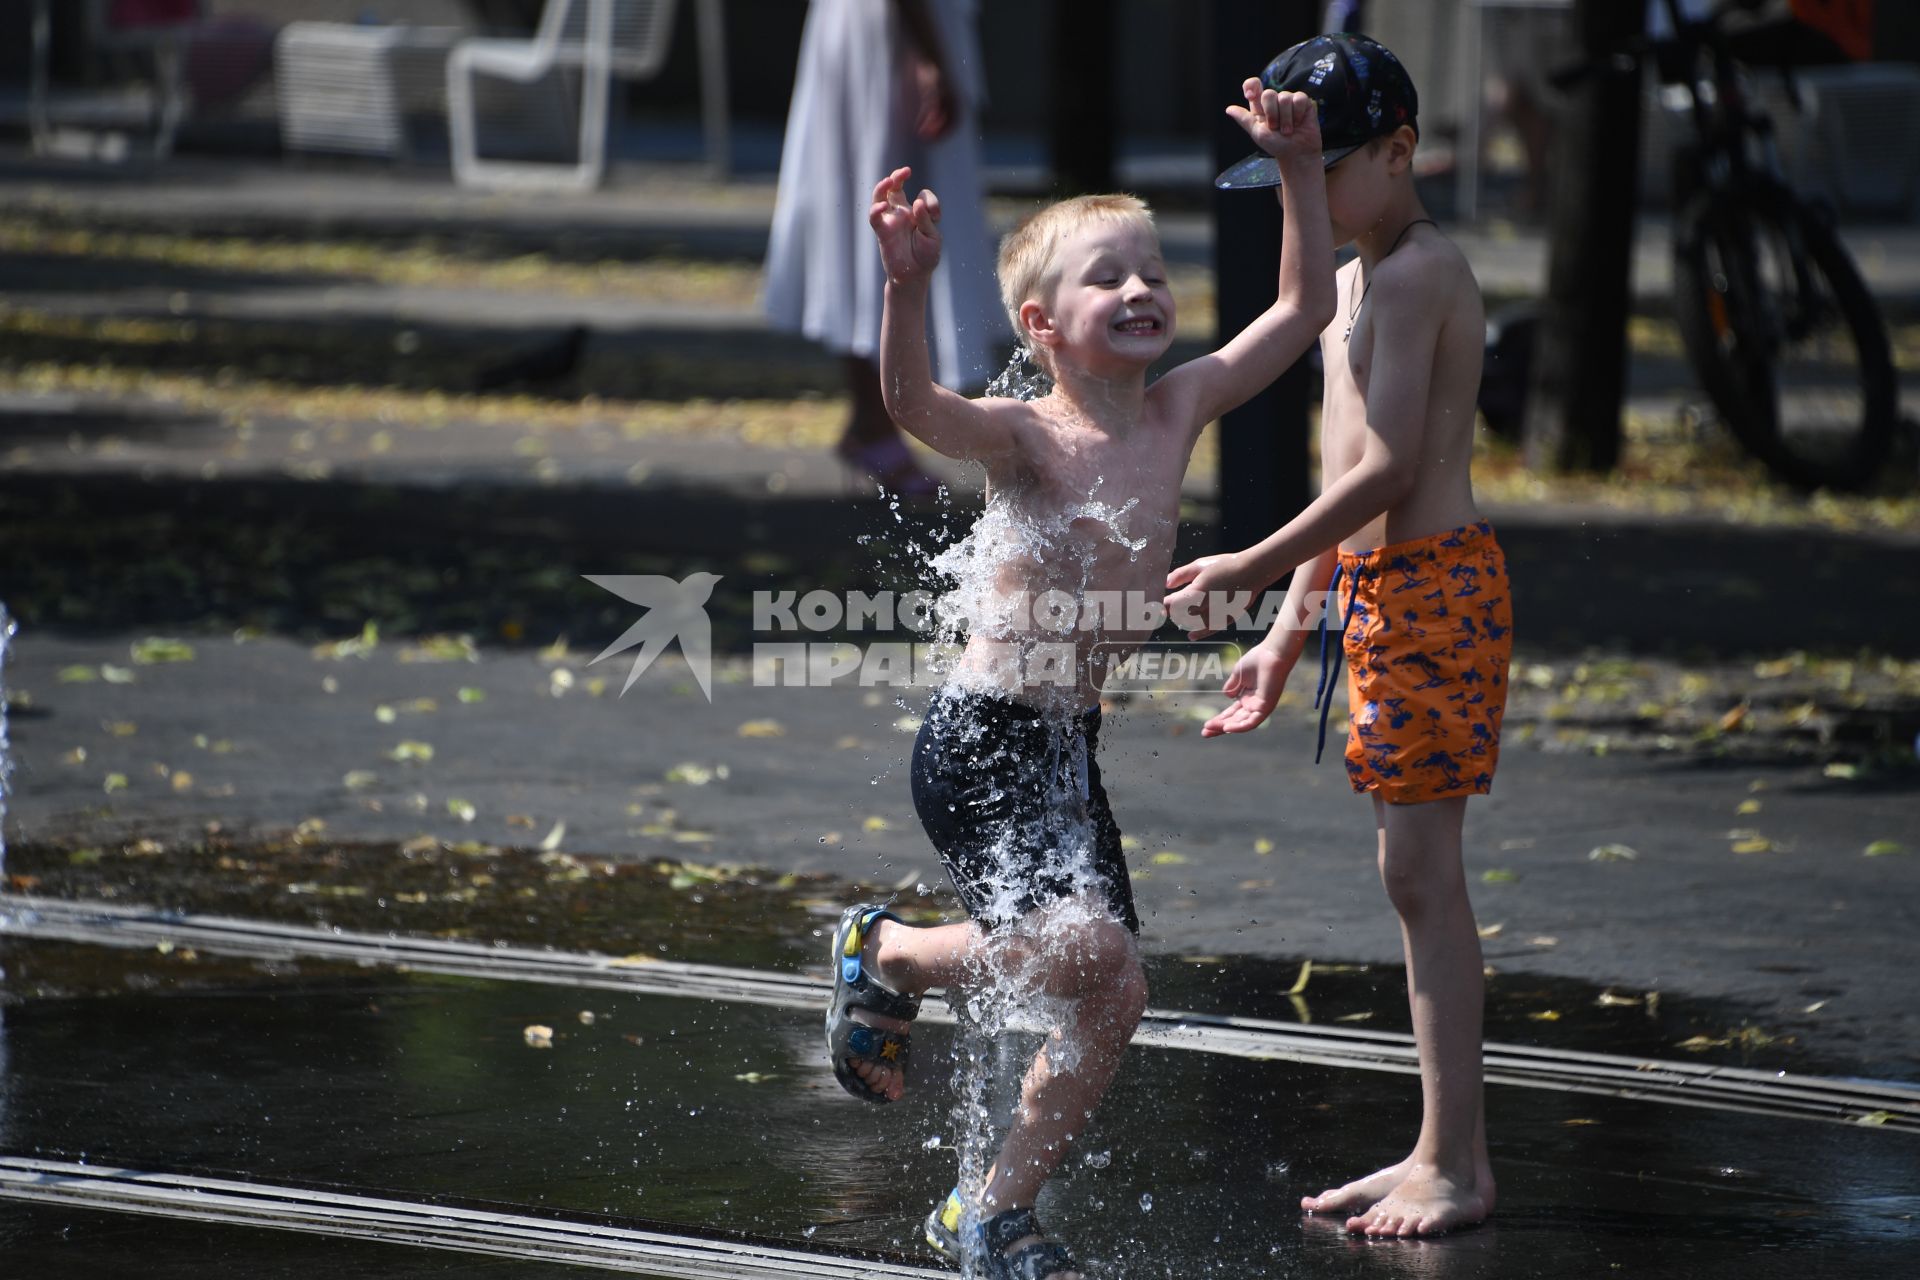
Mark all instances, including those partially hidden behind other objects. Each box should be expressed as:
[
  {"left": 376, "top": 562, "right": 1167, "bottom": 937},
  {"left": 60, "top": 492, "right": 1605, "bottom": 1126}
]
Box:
[{"left": 996, "top": 193, "right": 1158, "bottom": 343}]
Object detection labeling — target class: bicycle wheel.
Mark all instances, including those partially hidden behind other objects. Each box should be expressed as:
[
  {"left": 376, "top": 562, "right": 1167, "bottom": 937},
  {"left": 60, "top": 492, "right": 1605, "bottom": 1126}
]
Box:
[{"left": 1672, "top": 183, "right": 1896, "bottom": 492}]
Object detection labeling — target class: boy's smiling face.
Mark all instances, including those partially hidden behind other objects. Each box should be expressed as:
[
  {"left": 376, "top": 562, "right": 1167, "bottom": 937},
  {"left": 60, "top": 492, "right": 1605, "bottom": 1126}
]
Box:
[{"left": 1022, "top": 221, "right": 1176, "bottom": 375}]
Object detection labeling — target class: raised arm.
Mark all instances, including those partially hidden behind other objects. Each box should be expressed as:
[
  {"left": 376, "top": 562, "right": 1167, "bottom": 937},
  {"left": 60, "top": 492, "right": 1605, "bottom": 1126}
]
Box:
[
  {"left": 1230, "top": 257, "right": 1444, "bottom": 584},
  {"left": 870, "top": 167, "right": 1025, "bottom": 462},
  {"left": 1152, "top": 85, "right": 1337, "bottom": 431}
]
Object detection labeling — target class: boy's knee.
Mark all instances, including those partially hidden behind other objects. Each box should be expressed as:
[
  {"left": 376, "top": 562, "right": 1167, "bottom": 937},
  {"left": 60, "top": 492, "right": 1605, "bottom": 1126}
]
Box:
[{"left": 1377, "top": 848, "right": 1467, "bottom": 920}]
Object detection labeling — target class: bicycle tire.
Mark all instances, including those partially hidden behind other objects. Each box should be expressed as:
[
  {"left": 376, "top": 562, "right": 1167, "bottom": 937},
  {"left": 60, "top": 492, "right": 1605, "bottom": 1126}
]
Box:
[{"left": 1671, "top": 183, "right": 1896, "bottom": 492}]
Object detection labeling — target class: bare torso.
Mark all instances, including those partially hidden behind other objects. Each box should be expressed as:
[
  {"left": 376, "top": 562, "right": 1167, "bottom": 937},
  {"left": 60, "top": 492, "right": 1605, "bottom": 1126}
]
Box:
[
  {"left": 935, "top": 392, "right": 1196, "bottom": 712},
  {"left": 1321, "top": 232, "right": 1485, "bottom": 551}
]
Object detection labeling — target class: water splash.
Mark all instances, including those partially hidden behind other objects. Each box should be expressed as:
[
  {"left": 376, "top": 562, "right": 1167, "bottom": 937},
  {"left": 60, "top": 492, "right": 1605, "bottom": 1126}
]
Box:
[{"left": 984, "top": 346, "right": 1053, "bottom": 402}]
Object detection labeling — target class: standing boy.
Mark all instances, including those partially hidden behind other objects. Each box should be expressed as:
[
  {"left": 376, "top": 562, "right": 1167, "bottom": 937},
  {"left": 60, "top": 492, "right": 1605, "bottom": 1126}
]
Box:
[
  {"left": 824, "top": 86, "right": 1335, "bottom": 1279},
  {"left": 1168, "top": 33, "right": 1511, "bottom": 1238}
]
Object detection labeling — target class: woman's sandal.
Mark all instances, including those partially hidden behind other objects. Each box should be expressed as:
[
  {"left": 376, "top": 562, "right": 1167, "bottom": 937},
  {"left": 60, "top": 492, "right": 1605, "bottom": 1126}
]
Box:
[
  {"left": 824, "top": 903, "right": 921, "bottom": 1103},
  {"left": 924, "top": 1190, "right": 1080, "bottom": 1280}
]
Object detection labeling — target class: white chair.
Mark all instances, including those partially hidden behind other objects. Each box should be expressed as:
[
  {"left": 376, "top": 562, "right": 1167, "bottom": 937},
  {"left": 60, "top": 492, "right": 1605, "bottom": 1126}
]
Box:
[
  {"left": 275, "top": 21, "right": 463, "bottom": 161},
  {"left": 447, "top": 0, "right": 730, "bottom": 192}
]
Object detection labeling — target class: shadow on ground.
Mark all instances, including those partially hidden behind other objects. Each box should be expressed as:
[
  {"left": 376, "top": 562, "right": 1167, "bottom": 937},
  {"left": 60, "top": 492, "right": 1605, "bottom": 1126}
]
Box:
[{"left": 3, "top": 471, "right": 1918, "bottom": 662}]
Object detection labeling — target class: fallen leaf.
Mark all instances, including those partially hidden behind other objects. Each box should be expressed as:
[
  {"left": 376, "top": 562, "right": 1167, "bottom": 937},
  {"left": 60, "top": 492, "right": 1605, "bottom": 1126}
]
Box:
[
  {"left": 1736, "top": 798, "right": 1763, "bottom": 816},
  {"left": 1823, "top": 762, "right": 1860, "bottom": 780},
  {"left": 388, "top": 740, "right": 435, "bottom": 763},
  {"left": 540, "top": 820, "right": 567, "bottom": 851},
  {"left": 1529, "top": 1010, "right": 1563, "bottom": 1022},
  {"left": 734, "top": 1072, "right": 776, "bottom": 1084},
  {"left": 737, "top": 719, "right": 786, "bottom": 738},
  {"left": 58, "top": 665, "right": 99, "bottom": 683},
  {"left": 1855, "top": 1110, "right": 1895, "bottom": 1127},
  {"left": 1595, "top": 991, "right": 1642, "bottom": 1007},
  {"left": 1333, "top": 1011, "right": 1374, "bottom": 1023},
  {"left": 1588, "top": 844, "right": 1639, "bottom": 862},
  {"left": 107, "top": 720, "right": 137, "bottom": 737},
  {"left": 1253, "top": 837, "right": 1275, "bottom": 855},
  {"left": 131, "top": 637, "right": 196, "bottom": 665},
  {"left": 1863, "top": 840, "right": 1906, "bottom": 857},
  {"left": 578, "top": 1010, "right": 596, "bottom": 1025},
  {"left": 1481, "top": 868, "right": 1517, "bottom": 884},
  {"left": 1528, "top": 935, "right": 1560, "bottom": 947},
  {"left": 63, "top": 747, "right": 88, "bottom": 764},
  {"left": 666, "top": 762, "right": 720, "bottom": 785},
  {"left": 101, "top": 664, "right": 135, "bottom": 684},
  {"left": 448, "top": 798, "right": 477, "bottom": 823},
  {"left": 1677, "top": 1034, "right": 1731, "bottom": 1052},
  {"left": 1286, "top": 960, "right": 1313, "bottom": 996},
  {"left": 1730, "top": 838, "right": 1773, "bottom": 855},
  {"left": 1476, "top": 922, "right": 1505, "bottom": 939},
  {"left": 862, "top": 815, "right": 890, "bottom": 833},
  {"left": 103, "top": 772, "right": 129, "bottom": 793},
  {"left": 458, "top": 686, "right": 487, "bottom": 704},
  {"left": 170, "top": 771, "right": 194, "bottom": 792},
  {"left": 1718, "top": 702, "right": 1749, "bottom": 732},
  {"left": 1561, "top": 1118, "right": 1601, "bottom": 1127},
  {"left": 343, "top": 770, "right": 378, "bottom": 790},
  {"left": 375, "top": 705, "right": 398, "bottom": 724},
  {"left": 1151, "top": 851, "right": 1190, "bottom": 866}
]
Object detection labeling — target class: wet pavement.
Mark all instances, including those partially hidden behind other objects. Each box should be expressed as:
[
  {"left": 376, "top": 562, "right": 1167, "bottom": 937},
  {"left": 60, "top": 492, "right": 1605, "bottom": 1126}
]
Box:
[{"left": 1, "top": 928, "right": 1915, "bottom": 1279}]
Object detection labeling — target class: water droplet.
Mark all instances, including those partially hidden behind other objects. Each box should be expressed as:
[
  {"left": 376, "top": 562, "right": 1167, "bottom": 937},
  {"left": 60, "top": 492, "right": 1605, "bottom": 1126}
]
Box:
[
  {"left": 1138, "top": 1193, "right": 1153, "bottom": 1212},
  {"left": 1085, "top": 1149, "right": 1111, "bottom": 1169}
]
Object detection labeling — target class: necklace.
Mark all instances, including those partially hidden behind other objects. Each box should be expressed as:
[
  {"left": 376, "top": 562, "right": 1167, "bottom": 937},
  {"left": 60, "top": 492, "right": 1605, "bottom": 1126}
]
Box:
[{"left": 1344, "top": 217, "right": 1436, "bottom": 342}]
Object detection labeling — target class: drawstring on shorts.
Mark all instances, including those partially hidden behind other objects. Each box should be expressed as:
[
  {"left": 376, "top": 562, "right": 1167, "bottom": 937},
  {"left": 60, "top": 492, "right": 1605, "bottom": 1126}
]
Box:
[{"left": 1312, "top": 562, "right": 1364, "bottom": 764}]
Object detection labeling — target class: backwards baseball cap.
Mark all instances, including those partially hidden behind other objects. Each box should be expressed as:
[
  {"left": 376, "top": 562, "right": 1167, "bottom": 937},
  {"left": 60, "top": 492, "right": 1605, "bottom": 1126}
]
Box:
[{"left": 1215, "top": 32, "right": 1419, "bottom": 191}]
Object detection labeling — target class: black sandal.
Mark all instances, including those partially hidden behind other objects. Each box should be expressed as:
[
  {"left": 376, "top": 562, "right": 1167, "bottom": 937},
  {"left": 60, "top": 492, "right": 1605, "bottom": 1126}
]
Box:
[
  {"left": 924, "top": 1193, "right": 1079, "bottom": 1280},
  {"left": 824, "top": 903, "right": 921, "bottom": 1103}
]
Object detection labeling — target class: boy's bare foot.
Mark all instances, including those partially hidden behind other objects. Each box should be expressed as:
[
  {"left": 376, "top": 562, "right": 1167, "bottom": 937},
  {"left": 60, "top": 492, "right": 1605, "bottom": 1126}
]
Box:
[
  {"left": 1299, "top": 1159, "right": 1412, "bottom": 1216},
  {"left": 1302, "top": 1156, "right": 1496, "bottom": 1236},
  {"left": 1345, "top": 1165, "right": 1492, "bottom": 1237}
]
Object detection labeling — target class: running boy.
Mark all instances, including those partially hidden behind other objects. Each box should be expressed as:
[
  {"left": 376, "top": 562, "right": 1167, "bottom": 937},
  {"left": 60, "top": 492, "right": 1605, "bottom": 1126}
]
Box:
[
  {"left": 1167, "top": 33, "right": 1511, "bottom": 1238},
  {"left": 823, "top": 89, "right": 1335, "bottom": 1279}
]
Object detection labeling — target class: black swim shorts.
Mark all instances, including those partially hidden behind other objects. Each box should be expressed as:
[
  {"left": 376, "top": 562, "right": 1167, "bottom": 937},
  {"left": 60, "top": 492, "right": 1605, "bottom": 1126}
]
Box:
[{"left": 910, "top": 689, "right": 1139, "bottom": 934}]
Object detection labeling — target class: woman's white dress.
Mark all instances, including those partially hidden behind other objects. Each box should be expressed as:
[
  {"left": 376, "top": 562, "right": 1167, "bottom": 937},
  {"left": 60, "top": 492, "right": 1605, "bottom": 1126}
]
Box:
[{"left": 763, "top": 0, "right": 1005, "bottom": 391}]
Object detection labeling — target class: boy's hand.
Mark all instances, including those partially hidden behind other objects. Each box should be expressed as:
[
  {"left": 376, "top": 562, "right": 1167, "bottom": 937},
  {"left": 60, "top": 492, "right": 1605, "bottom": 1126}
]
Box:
[
  {"left": 1164, "top": 553, "right": 1254, "bottom": 641},
  {"left": 1201, "top": 643, "right": 1300, "bottom": 737},
  {"left": 1225, "top": 81, "right": 1322, "bottom": 168},
  {"left": 869, "top": 167, "right": 943, "bottom": 285}
]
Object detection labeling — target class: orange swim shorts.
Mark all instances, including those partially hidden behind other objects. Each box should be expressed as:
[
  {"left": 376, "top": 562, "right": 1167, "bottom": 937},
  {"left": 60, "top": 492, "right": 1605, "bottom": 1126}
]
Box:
[{"left": 1328, "top": 520, "right": 1513, "bottom": 804}]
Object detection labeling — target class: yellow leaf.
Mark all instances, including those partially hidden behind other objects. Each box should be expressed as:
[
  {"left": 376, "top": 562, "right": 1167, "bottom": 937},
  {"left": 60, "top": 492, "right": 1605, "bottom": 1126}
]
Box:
[
  {"left": 1595, "top": 991, "right": 1642, "bottom": 1007},
  {"left": 1481, "top": 868, "right": 1517, "bottom": 884},
  {"left": 737, "top": 719, "right": 786, "bottom": 738},
  {"left": 1333, "top": 1011, "right": 1374, "bottom": 1023},
  {"left": 1718, "top": 702, "right": 1749, "bottom": 732},
  {"left": 1253, "top": 837, "right": 1275, "bottom": 855},
  {"left": 1863, "top": 840, "right": 1906, "bottom": 857},
  {"left": 1855, "top": 1110, "right": 1895, "bottom": 1127},
  {"left": 104, "top": 772, "right": 129, "bottom": 794},
  {"left": 170, "top": 771, "right": 193, "bottom": 792},
  {"left": 1476, "top": 922, "right": 1505, "bottom": 939},
  {"left": 1730, "top": 838, "right": 1772, "bottom": 855},
  {"left": 1588, "top": 844, "right": 1638, "bottom": 862},
  {"left": 447, "top": 798, "right": 476, "bottom": 823},
  {"left": 1286, "top": 960, "right": 1313, "bottom": 996},
  {"left": 1529, "top": 1010, "right": 1563, "bottom": 1022},
  {"left": 1151, "top": 851, "right": 1190, "bottom": 866}
]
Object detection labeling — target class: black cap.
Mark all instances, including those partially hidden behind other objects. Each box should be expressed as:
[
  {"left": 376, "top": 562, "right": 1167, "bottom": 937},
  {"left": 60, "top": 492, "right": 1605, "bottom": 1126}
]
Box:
[{"left": 1215, "top": 32, "right": 1419, "bottom": 191}]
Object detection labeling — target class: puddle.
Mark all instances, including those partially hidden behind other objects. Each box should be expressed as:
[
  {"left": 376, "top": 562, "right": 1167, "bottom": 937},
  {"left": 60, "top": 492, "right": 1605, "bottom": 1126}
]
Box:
[
  {"left": 1, "top": 836, "right": 1857, "bottom": 1078},
  {"left": 0, "top": 952, "right": 1913, "bottom": 1280}
]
